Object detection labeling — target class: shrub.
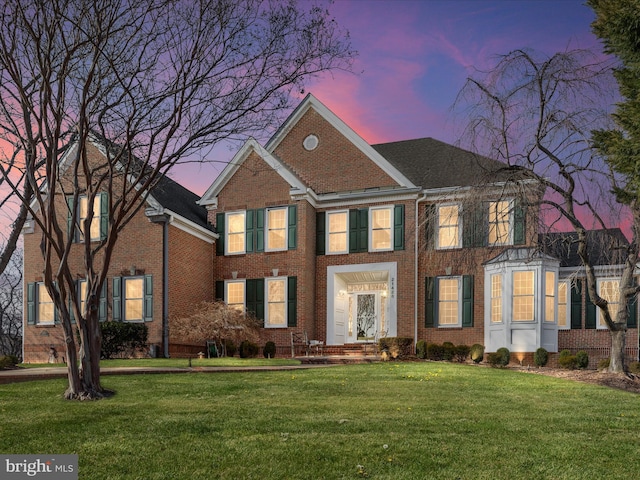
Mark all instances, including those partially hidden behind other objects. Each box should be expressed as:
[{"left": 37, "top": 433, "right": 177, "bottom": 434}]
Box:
[
  {"left": 415, "top": 340, "right": 427, "bottom": 359},
  {"left": 381, "top": 337, "right": 413, "bottom": 359},
  {"left": 0, "top": 355, "right": 19, "bottom": 369},
  {"left": 224, "top": 339, "right": 237, "bottom": 357},
  {"left": 534, "top": 348, "right": 549, "bottom": 367},
  {"left": 263, "top": 341, "right": 277, "bottom": 358},
  {"left": 576, "top": 350, "right": 589, "bottom": 369},
  {"left": 100, "top": 322, "right": 148, "bottom": 359},
  {"left": 496, "top": 347, "right": 510, "bottom": 367},
  {"left": 628, "top": 361, "right": 640, "bottom": 374},
  {"left": 559, "top": 353, "right": 578, "bottom": 370},
  {"left": 442, "top": 342, "right": 455, "bottom": 361},
  {"left": 454, "top": 344, "right": 470, "bottom": 363},
  {"left": 486, "top": 352, "right": 502, "bottom": 367},
  {"left": 470, "top": 344, "right": 484, "bottom": 363},
  {"left": 598, "top": 358, "right": 610, "bottom": 370},
  {"left": 239, "top": 340, "right": 259, "bottom": 358},
  {"left": 426, "top": 343, "right": 444, "bottom": 361}
]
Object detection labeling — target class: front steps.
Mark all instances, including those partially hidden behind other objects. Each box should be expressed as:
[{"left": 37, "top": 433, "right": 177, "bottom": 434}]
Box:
[{"left": 296, "top": 343, "right": 381, "bottom": 364}]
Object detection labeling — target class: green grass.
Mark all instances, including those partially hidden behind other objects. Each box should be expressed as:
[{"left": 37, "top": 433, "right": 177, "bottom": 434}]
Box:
[
  {"left": 18, "top": 357, "right": 301, "bottom": 368},
  {"left": 2, "top": 362, "right": 640, "bottom": 479}
]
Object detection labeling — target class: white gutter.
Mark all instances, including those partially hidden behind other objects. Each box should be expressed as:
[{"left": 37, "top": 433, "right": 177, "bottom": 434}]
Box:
[{"left": 414, "top": 193, "right": 428, "bottom": 349}]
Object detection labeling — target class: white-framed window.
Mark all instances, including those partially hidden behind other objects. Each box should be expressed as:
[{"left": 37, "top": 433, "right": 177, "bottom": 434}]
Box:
[
  {"left": 488, "top": 200, "right": 511, "bottom": 246},
  {"left": 124, "top": 277, "right": 144, "bottom": 322},
  {"left": 558, "top": 280, "right": 569, "bottom": 329},
  {"left": 266, "top": 207, "right": 287, "bottom": 251},
  {"left": 490, "top": 273, "right": 502, "bottom": 323},
  {"left": 226, "top": 280, "right": 246, "bottom": 312},
  {"left": 370, "top": 206, "right": 393, "bottom": 252},
  {"left": 226, "top": 211, "right": 246, "bottom": 255},
  {"left": 265, "top": 277, "right": 287, "bottom": 328},
  {"left": 327, "top": 210, "right": 348, "bottom": 254},
  {"left": 37, "top": 282, "right": 55, "bottom": 325},
  {"left": 79, "top": 279, "right": 87, "bottom": 317},
  {"left": 544, "top": 271, "right": 556, "bottom": 323},
  {"left": 437, "top": 204, "right": 460, "bottom": 249},
  {"left": 597, "top": 278, "right": 620, "bottom": 329},
  {"left": 78, "top": 195, "right": 103, "bottom": 241},
  {"left": 438, "top": 277, "right": 461, "bottom": 327},
  {"left": 512, "top": 270, "right": 535, "bottom": 322}
]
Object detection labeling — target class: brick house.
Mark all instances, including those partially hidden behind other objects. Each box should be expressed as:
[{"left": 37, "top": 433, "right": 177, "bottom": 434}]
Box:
[
  {"left": 22, "top": 135, "right": 216, "bottom": 362},
  {"left": 23, "top": 95, "right": 638, "bottom": 364}
]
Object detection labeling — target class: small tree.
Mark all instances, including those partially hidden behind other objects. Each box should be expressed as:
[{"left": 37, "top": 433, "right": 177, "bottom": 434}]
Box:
[{"left": 0, "top": 249, "right": 22, "bottom": 359}]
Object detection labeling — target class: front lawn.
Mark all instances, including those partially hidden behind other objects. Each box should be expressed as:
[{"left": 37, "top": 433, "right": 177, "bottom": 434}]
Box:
[
  {"left": 18, "top": 357, "right": 301, "bottom": 368},
  {"left": 1, "top": 362, "right": 639, "bottom": 479}
]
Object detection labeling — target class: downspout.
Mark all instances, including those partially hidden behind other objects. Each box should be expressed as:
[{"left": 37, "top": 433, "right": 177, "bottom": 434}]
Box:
[
  {"left": 414, "top": 193, "right": 427, "bottom": 348},
  {"left": 149, "top": 212, "right": 170, "bottom": 358}
]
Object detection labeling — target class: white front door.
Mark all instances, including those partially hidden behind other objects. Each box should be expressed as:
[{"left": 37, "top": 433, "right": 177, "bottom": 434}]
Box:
[{"left": 347, "top": 293, "right": 377, "bottom": 343}]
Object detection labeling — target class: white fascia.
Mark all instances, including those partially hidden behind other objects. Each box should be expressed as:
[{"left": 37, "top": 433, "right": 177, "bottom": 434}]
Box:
[{"left": 144, "top": 201, "right": 217, "bottom": 244}]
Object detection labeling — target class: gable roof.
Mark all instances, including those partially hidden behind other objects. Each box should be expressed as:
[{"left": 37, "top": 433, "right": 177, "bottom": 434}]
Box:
[
  {"left": 540, "top": 229, "right": 629, "bottom": 267},
  {"left": 372, "top": 137, "right": 510, "bottom": 190},
  {"left": 147, "top": 174, "right": 209, "bottom": 229}
]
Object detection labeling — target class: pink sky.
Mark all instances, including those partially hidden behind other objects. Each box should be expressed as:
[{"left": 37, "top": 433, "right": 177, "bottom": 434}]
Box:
[{"left": 171, "top": 0, "right": 603, "bottom": 196}]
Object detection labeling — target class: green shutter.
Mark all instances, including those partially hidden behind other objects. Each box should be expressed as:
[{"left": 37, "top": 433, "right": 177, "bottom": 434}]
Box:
[
  {"left": 256, "top": 209, "right": 265, "bottom": 252},
  {"left": 245, "top": 210, "right": 254, "bottom": 253},
  {"left": 462, "top": 275, "right": 474, "bottom": 327},
  {"left": 425, "top": 277, "right": 435, "bottom": 328},
  {"left": 287, "top": 276, "right": 297, "bottom": 327},
  {"left": 69, "top": 281, "right": 77, "bottom": 324},
  {"left": 246, "top": 279, "right": 265, "bottom": 320},
  {"left": 349, "top": 209, "right": 359, "bottom": 253},
  {"left": 570, "top": 281, "right": 582, "bottom": 329},
  {"left": 463, "top": 205, "right": 487, "bottom": 248},
  {"left": 112, "top": 277, "right": 122, "bottom": 321},
  {"left": 288, "top": 205, "right": 297, "bottom": 250},
  {"left": 358, "top": 209, "right": 368, "bottom": 252},
  {"left": 585, "top": 282, "right": 597, "bottom": 329},
  {"left": 27, "top": 282, "right": 36, "bottom": 325},
  {"left": 393, "top": 205, "right": 405, "bottom": 251},
  {"left": 66, "top": 196, "right": 78, "bottom": 243},
  {"left": 216, "top": 213, "right": 225, "bottom": 256},
  {"left": 215, "top": 281, "right": 224, "bottom": 301},
  {"left": 99, "top": 282, "right": 107, "bottom": 322},
  {"left": 425, "top": 204, "right": 436, "bottom": 249},
  {"left": 627, "top": 278, "right": 637, "bottom": 328},
  {"left": 144, "top": 275, "right": 153, "bottom": 322},
  {"left": 316, "top": 212, "right": 326, "bottom": 255},
  {"left": 99, "top": 192, "right": 108, "bottom": 241},
  {"left": 513, "top": 200, "right": 526, "bottom": 245},
  {"left": 462, "top": 206, "right": 475, "bottom": 248}
]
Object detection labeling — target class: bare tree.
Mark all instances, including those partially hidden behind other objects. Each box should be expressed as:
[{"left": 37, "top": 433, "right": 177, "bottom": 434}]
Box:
[
  {"left": 454, "top": 48, "right": 638, "bottom": 373},
  {"left": 0, "top": 0, "right": 354, "bottom": 399},
  {"left": 0, "top": 248, "right": 23, "bottom": 359}
]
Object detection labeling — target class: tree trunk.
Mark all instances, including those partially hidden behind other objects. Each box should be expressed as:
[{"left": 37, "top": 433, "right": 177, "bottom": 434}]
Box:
[{"left": 608, "top": 326, "right": 627, "bottom": 374}]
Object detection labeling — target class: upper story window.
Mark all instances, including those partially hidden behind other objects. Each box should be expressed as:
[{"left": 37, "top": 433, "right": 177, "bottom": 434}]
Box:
[
  {"left": 437, "top": 204, "right": 460, "bottom": 249},
  {"left": 598, "top": 279, "right": 620, "bottom": 329},
  {"left": 512, "top": 270, "right": 535, "bottom": 322},
  {"left": 488, "top": 200, "right": 511, "bottom": 246},
  {"left": 370, "top": 206, "right": 393, "bottom": 252},
  {"left": 266, "top": 207, "right": 287, "bottom": 251},
  {"left": 226, "top": 211, "right": 246, "bottom": 255},
  {"left": 68, "top": 192, "right": 108, "bottom": 242},
  {"left": 327, "top": 211, "right": 348, "bottom": 254}
]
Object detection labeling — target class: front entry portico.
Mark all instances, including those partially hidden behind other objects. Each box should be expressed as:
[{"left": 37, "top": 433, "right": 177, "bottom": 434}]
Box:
[{"left": 326, "top": 262, "right": 398, "bottom": 346}]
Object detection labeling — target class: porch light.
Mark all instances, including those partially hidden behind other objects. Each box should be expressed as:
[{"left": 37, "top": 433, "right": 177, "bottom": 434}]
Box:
[
  {"left": 381, "top": 290, "right": 388, "bottom": 298},
  {"left": 339, "top": 289, "right": 347, "bottom": 297}
]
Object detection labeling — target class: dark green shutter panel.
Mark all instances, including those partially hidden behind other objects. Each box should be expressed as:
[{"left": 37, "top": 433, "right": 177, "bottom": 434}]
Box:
[
  {"left": 393, "top": 205, "right": 405, "bottom": 250},
  {"left": 245, "top": 210, "right": 254, "bottom": 253},
  {"left": 246, "top": 279, "right": 265, "bottom": 320},
  {"left": 627, "top": 278, "right": 637, "bottom": 328},
  {"left": 425, "top": 277, "right": 435, "bottom": 328},
  {"left": 144, "top": 275, "right": 153, "bottom": 322},
  {"left": 425, "top": 204, "right": 436, "bottom": 249},
  {"left": 99, "top": 282, "right": 107, "bottom": 322},
  {"left": 462, "top": 206, "right": 474, "bottom": 248},
  {"left": 288, "top": 205, "right": 297, "bottom": 250},
  {"left": 462, "top": 275, "right": 474, "bottom": 327},
  {"left": 27, "top": 282, "right": 36, "bottom": 325},
  {"left": 215, "top": 281, "right": 224, "bottom": 301},
  {"left": 256, "top": 209, "right": 265, "bottom": 252},
  {"left": 316, "top": 212, "right": 326, "bottom": 255},
  {"left": 216, "top": 213, "right": 225, "bottom": 256},
  {"left": 463, "top": 205, "right": 487, "bottom": 248},
  {"left": 570, "top": 281, "right": 582, "bottom": 329},
  {"left": 358, "top": 209, "right": 368, "bottom": 252},
  {"left": 287, "top": 276, "right": 297, "bottom": 327},
  {"left": 112, "top": 277, "right": 122, "bottom": 322},
  {"left": 349, "top": 209, "right": 359, "bottom": 253},
  {"left": 513, "top": 200, "right": 526, "bottom": 245},
  {"left": 585, "top": 283, "right": 597, "bottom": 329},
  {"left": 66, "top": 196, "right": 78, "bottom": 243},
  {"left": 99, "top": 192, "right": 108, "bottom": 241}
]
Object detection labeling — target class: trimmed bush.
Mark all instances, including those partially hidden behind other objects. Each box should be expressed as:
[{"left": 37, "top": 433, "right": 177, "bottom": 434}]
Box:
[
  {"left": 0, "top": 355, "right": 19, "bottom": 369},
  {"left": 379, "top": 337, "right": 413, "bottom": 359},
  {"left": 470, "top": 344, "right": 484, "bottom": 364},
  {"left": 426, "top": 343, "right": 444, "bottom": 361},
  {"left": 224, "top": 340, "right": 237, "bottom": 357},
  {"left": 454, "top": 345, "right": 470, "bottom": 363},
  {"left": 263, "top": 341, "right": 277, "bottom": 359},
  {"left": 558, "top": 350, "right": 578, "bottom": 369},
  {"left": 100, "top": 322, "right": 148, "bottom": 359},
  {"left": 415, "top": 340, "right": 427, "bottom": 359},
  {"left": 576, "top": 350, "right": 589, "bottom": 369},
  {"left": 239, "top": 340, "right": 259, "bottom": 358},
  {"left": 442, "top": 342, "right": 455, "bottom": 361},
  {"left": 598, "top": 358, "right": 610, "bottom": 370},
  {"left": 486, "top": 352, "right": 502, "bottom": 367},
  {"left": 628, "top": 361, "right": 640, "bottom": 374},
  {"left": 496, "top": 347, "right": 510, "bottom": 367},
  {"left": 534, "top": 348, "right": 549, "bottom": 367}
]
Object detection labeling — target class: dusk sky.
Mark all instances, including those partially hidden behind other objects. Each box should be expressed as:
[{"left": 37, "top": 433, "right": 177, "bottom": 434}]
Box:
[{"left": 173, "top": 0, "right": 604, "bottom": 196}]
